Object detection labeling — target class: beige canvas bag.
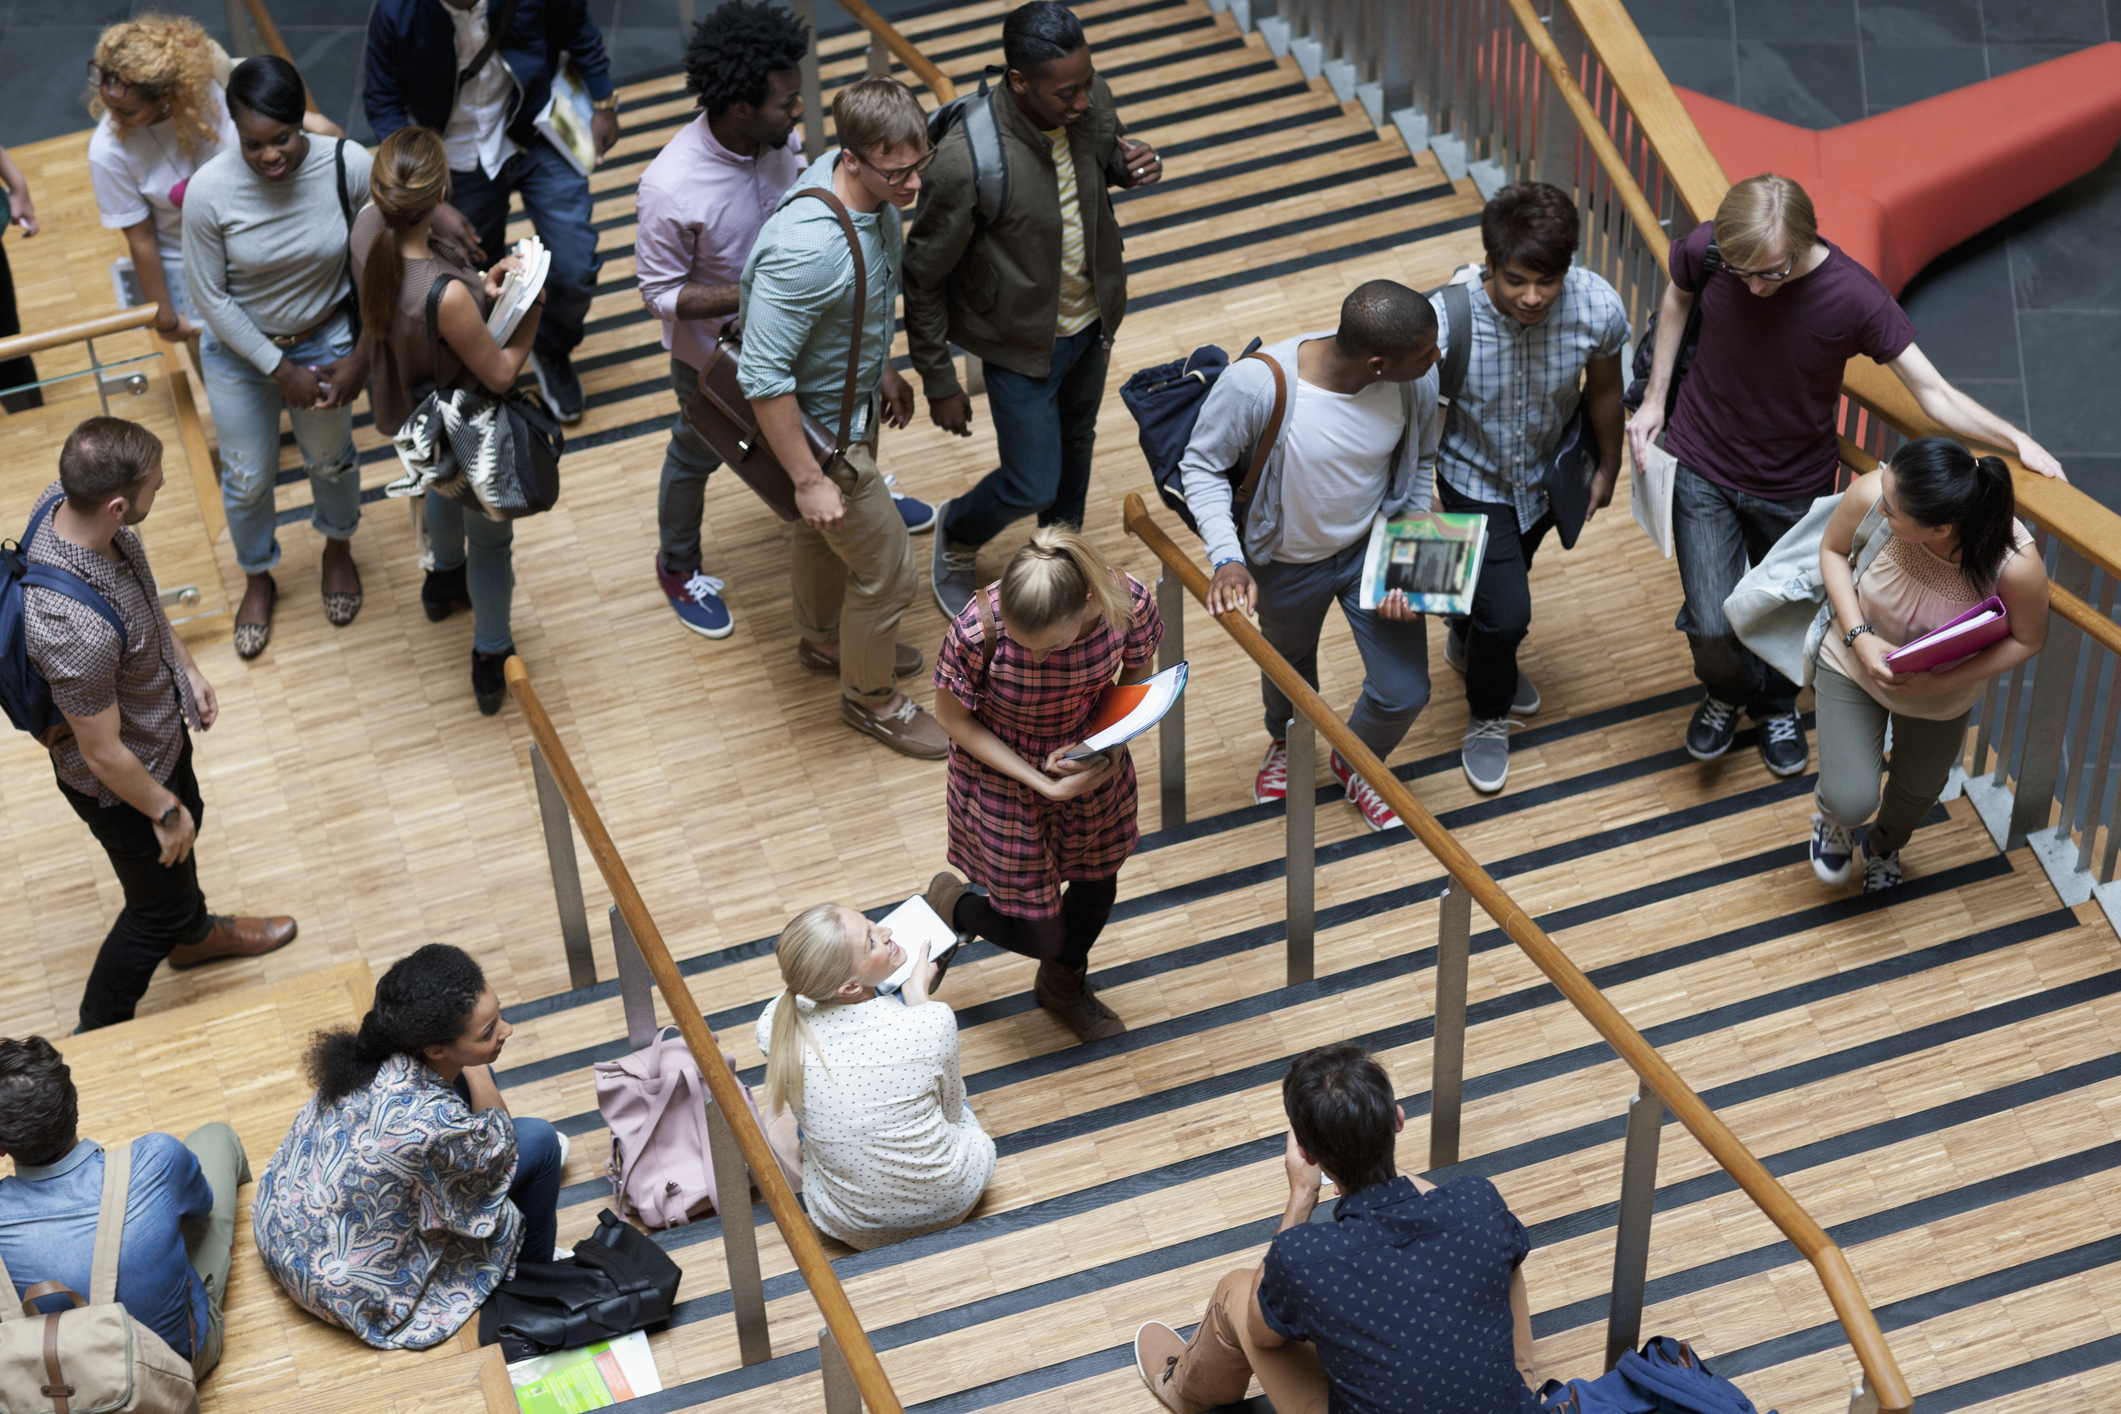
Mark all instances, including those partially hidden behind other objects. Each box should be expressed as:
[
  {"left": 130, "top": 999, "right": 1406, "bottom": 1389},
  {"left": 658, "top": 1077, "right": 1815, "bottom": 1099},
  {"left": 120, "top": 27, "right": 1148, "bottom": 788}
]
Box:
[{"left": 0, "top": 1142, "right": 200, "bottom": 1414}]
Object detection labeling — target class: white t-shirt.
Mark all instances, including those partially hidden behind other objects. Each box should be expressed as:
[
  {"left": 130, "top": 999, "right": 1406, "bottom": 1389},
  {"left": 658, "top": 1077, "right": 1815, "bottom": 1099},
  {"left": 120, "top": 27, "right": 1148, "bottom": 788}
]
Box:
[
  {"left": 442, "top": 0, "right": 525, "bottom": 178},
  {"left": 1273, "top": 374, "right": 1409, "bottom": 563},
  {"left": 86, "top": 87, "right": 241, "bottom": 264}
]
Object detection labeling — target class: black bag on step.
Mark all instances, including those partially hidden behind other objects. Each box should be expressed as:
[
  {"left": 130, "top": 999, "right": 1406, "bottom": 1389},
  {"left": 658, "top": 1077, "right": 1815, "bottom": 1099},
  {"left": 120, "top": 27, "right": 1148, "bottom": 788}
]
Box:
[{"left": 477, "top": 1208, "right": 683, "bottom": 1361}]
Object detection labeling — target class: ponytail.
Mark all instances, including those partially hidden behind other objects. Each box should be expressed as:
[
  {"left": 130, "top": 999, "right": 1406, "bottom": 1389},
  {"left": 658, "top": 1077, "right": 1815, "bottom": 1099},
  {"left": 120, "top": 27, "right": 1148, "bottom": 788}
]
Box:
[
  {"left": 761, "top": 904, "right": 857, "bottom": 1117},
  {"left": 997, "top": 524, "right": 1133, "bottom": 637},
  {"left": 304, "top": 943, "right": 487, "bottom": 1104},
  {"left": 358, "top": 126, "right": 451, "bottom": 344},
  {"left": 1885, "top": 437, "right": 2019, "bottom": 591}
]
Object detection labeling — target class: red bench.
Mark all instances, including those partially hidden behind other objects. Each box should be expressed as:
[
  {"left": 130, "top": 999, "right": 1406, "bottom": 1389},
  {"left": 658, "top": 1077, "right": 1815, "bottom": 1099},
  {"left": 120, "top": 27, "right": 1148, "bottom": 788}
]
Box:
[{"left": 1672, "top": 42, "right": 2121, "bottom": 295}]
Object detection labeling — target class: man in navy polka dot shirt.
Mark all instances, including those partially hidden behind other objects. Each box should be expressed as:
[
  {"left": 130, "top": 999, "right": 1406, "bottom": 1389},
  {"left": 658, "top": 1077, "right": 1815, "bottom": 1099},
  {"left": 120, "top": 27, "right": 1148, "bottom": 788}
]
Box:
[{"left": 1135, "top": 1043, "right": 1541, "bottom": 1412}]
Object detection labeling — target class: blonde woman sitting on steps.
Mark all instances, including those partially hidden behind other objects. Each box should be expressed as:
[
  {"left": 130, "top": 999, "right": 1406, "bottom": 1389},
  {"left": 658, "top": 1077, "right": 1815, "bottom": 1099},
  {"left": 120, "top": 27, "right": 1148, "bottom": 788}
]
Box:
[{"left": 755, "top": 904, "right": 995, "bottom": 1250}]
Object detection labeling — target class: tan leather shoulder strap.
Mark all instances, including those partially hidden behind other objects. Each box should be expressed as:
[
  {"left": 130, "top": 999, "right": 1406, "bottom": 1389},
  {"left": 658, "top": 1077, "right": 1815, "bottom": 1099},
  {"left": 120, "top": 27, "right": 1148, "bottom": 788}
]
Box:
[
  {"left": 787, "top": 186, "right": 868, "bottom": 456},
  {"left": 1233, "top": 350, "right": 1288, "bottom": 512},
  {"left": 975, "top": 584, "right": 999, "bottom": 675},
  {"left": 89, "top": 1141, "right": 129, "bottom": 1308}
]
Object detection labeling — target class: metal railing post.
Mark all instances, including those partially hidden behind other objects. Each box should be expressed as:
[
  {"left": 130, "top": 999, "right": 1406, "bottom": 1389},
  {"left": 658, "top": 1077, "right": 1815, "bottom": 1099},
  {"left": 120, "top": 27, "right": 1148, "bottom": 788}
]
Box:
[
  {"left": 705, "top": 1101, "right": 772, "bottom": 1366},
  {"left": 530, "top": 745, "right": 597, "bottom": 989},
  {"left": 1604, "top": 1079, "right": 1665, "bottom": 1370},
  {"left": 1848, "top": 1380, "right": 1882, "bottom": 1414},
  {"left": 1429, "top": 882, "right": 1471, "bottom": 1169},
  {"left": 1285, "top": 714, "right": 1316, "bottom": 985},
  {"left": 609, "top": 905, "right": 659, "bottom": 1052},
  {"left": 676, "top": 0, "right": 694, "bottom": 42},
  {"left": 868, "top": 36, "right": 890, "bottom": 76},
  {"left": 820, "top": 1325, "right": 863, "bottom": 1413},
  {"left": 1157, "top": 572, "right": 1187, "bottom": 828},
  {"left": 792, "top": 0, "right": 826, "bottom": 166},
  {"left": 223, "top": 0, "right": 263, "bottom": 57},
  {"left": 2009, "top": 546, "right": 2094, "bottom": 847}
]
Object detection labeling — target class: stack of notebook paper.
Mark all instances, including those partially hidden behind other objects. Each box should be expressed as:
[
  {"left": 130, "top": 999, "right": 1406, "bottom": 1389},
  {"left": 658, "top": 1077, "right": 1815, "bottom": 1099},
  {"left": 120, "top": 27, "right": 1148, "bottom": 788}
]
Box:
[{"left": 486, "top": 236, "right": 550, "bottom": 345}]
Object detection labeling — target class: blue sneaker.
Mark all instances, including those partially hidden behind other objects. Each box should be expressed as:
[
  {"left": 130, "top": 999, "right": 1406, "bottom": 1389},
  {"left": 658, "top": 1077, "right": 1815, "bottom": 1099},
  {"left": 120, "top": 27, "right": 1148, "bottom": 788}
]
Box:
[
  {"left": 886, "top": 475, "right": 936, "bottom": 533},
  {"left": 654, "top": 556, "right": 733, "bottom": 639},
  {"left": 1809, "top": 811, "right": 1855, "bottom": 885}
]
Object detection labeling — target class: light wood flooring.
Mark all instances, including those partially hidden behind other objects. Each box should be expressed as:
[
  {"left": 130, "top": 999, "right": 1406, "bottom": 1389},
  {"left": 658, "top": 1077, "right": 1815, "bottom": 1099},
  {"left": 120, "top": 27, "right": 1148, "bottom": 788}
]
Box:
[{"left": 4, "top": 2, "right": 2120, "bottom": 1412}]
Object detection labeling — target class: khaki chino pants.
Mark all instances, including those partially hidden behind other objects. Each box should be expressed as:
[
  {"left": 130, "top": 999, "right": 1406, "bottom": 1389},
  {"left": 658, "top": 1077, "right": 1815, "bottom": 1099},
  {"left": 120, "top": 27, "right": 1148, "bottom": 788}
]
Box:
[
  {"left": 787, "top": 435, "right": 916, "bottom": 706},
  {"left": 1169, "top": 1268, "right": 1330, "bottom": 1413}
]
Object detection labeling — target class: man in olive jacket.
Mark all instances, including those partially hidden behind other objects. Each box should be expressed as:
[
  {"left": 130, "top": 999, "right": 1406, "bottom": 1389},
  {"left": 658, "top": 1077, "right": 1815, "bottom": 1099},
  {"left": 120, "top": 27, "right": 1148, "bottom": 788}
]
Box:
[{"left": 904, "top": 0, "right": 1162, "bottom": 615}]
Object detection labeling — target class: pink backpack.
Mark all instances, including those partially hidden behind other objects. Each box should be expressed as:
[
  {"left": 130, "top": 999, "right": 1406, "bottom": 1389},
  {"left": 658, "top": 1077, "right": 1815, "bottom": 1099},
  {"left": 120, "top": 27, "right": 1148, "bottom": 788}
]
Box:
[{"left": 594, "top": 1026, "right": 763, "bottom": 1229}]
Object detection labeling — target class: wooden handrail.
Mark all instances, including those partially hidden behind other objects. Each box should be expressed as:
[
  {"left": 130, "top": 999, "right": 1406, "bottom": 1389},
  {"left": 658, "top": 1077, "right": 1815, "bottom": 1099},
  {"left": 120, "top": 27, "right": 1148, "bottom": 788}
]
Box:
[
  {"left": 0, "top": 305, "right": 159, "bottom": 364},
  {"left": 1122, "top": 493, "right": 1913, "bottom": 1414},
  {"left": 1551, "top": 0, "right": 2121, "bottom": 586},
  {"left": 236, "top": 0, "right": 323, "bottom": 114},
  {"left": 503, "top": 659, "right": 907, "bottom": 1414},
  {"left": 835, "top": 0, "right": 959, "bottom": 103}
]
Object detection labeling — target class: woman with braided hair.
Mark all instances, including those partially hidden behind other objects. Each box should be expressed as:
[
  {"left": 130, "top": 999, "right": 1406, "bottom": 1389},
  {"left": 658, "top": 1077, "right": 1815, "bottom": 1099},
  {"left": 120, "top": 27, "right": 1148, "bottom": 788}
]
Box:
[
  {"left": 250, "top": 943, "right": 565, "bottom": 1349},
  {"left": 350, "top": 124, "right": 543, "bottom": 714}
]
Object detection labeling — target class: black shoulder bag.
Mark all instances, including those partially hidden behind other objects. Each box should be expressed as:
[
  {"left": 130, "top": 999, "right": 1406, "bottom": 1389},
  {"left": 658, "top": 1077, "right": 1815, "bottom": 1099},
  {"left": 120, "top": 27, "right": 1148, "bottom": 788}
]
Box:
[{"left": 477, "top": 1208, "right": 683, "bottom": 1361}]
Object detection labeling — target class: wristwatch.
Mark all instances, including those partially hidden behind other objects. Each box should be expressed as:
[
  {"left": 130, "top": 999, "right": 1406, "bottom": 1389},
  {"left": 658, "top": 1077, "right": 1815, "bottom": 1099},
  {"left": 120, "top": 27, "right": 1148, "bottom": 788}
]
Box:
[
  {"left": 157, "top": 802, "right": 181, "bottom": 829},
  {"left": 591, "top": 94, "right": 620, "bottom": 113},
  {"left": 1844, "top": 624, "right": 1875, "bottom": 648}
]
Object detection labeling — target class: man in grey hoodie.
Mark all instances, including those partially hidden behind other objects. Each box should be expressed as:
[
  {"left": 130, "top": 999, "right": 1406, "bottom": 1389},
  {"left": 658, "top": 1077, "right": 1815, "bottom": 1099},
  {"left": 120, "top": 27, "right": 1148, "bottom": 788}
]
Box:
[{"left": 1178, "top": 281, "right": 1443, "bottom": 832}]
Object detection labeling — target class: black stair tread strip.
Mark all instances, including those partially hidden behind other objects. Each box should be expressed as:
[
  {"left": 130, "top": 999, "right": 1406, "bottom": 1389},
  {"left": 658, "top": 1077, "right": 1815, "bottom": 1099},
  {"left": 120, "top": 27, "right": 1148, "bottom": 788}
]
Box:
[
  {"left": 619, "top": 855, "right": 2056, "bottom": 1270},
  {"left": 508, "top": 759, "right": 1836, "bottom": 1092},
  {"left": 576, "top": 160, "right": 1450, "bottom": 291},
  {"left": 1712, "top": 1230, "right": 2121, "bottom": 1376},
  {"left": 603, "top": 1120, "right": 2121, "bottom": 1411},
  {"left": 550, "top": 871, "right": 2043, "bottom": 1215},
  {"left": 494, "top": 684, "right": 1753, "bottom": 1027},
  {"left": 1911, "top": 1329, "right": 2121, "bottom": 1413}
]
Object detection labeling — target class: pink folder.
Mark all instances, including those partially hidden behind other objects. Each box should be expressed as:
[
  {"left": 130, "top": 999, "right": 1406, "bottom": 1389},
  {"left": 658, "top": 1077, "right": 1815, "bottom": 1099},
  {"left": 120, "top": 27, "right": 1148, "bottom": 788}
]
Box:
[{"left": 1883, "top": 595, "right": 2009, "bottom": 673}]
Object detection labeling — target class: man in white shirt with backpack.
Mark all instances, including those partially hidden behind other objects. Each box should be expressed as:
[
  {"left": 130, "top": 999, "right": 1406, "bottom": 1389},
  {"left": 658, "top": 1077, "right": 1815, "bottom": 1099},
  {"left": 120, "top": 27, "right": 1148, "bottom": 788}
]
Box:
[{"left": 1178, "top": 281, "right": 1443, "bottom": 832}]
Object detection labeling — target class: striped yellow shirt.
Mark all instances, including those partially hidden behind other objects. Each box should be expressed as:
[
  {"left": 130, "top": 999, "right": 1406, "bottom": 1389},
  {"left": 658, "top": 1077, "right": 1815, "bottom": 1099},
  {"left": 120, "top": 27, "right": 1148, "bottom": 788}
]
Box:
[{"left": 1045, "top": 126, "right": 1099, "bottom": 336}]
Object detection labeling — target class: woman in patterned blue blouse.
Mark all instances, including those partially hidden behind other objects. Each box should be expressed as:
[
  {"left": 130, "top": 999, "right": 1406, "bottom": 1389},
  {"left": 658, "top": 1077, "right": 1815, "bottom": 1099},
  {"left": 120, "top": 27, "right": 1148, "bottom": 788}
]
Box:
[{"left": 250, "top": 944, "right": 566, "bottom": 1349}]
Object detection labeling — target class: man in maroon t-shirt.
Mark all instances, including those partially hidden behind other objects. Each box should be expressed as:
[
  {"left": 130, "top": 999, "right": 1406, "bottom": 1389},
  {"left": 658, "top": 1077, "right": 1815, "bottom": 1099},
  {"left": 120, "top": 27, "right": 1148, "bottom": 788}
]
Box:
[{"left": 1629, "top": 175, "right": 2061, "bottom": 776}]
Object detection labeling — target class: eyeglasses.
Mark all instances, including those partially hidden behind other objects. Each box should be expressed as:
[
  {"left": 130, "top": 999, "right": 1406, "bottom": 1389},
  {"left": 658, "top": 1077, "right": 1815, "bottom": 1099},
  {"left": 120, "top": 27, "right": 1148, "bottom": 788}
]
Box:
[
  {"left": 860, "top": 146, "right": 937, "bottom": 186},
  {"left": 1724, "top": 251, "right": 1797, "bottom": 283},
  {"left": 87, "top": 60, "right": 158, "bottom": 99}
]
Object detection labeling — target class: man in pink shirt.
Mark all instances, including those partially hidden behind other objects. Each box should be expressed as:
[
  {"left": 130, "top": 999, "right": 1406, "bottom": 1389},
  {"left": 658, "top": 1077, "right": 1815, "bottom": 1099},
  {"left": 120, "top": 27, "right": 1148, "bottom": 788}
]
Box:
[{"left": 635, "top": 1, "right": 810, "bottom": 639}]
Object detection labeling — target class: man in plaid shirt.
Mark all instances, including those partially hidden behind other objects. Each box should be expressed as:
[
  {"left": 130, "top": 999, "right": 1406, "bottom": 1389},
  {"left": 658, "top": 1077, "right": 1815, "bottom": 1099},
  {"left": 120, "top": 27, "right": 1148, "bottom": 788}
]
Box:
[
  {"left": 23, "top": 417, "right": 296, "bottom": 1031},
  {"left": 1430, "top": 183, "right": 1628, "bottom": 794}
]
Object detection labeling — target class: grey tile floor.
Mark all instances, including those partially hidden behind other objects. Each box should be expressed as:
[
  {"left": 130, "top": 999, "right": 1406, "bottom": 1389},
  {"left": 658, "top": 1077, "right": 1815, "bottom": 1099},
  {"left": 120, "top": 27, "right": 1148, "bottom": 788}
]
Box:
[{"left": 1, "top": 0, "right": 2115, "bottom": 502}]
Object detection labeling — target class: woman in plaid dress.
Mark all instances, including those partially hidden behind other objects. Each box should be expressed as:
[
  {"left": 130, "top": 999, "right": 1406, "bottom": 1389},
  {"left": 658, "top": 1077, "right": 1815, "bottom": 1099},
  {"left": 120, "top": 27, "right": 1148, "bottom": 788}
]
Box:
[{"left": 928, "top": 527, "right": 1162, "bottom": 1042}]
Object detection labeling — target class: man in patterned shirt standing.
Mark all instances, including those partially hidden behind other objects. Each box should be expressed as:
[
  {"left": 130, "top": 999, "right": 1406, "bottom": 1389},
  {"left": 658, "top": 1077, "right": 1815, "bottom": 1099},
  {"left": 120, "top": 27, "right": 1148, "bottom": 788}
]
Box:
[
  {"left": 24, "top": 417, "right": 296, "bottom": 1032},
  {"left": 905, "top": 0, "right": 1162, "bottom": 617},
  {"left": 1431, "top": 182, "right": 1628, "bottom": 795}
]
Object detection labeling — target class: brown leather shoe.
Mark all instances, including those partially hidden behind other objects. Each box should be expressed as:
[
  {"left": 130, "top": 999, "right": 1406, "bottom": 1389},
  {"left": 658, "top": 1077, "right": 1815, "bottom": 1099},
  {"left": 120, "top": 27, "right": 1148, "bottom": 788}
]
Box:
[
  {"left": 798, "top": 640, "right": 925, "bottom": 678},
  {"left": 840, "top": 695, "right": 949, "bottom": 760},
  {"left": 167, "top": 915, "right": 298, "bottom": 971},
  {"left": 925, "top": 870, "right": 972, "bottom": 937},
  {"left": 1134, "top": 1321, "right": 1196, "bottom": 1414},
  {"left": 1034, "top": 959, "right": 1126, "bottom": 1042}
]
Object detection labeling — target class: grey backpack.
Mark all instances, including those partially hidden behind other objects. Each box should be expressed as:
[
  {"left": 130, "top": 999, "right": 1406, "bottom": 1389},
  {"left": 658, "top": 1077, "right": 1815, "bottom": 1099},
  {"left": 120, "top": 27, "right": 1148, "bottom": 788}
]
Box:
[{"left": 0, "top": 1142, "right": 200, "bottom": 1414}]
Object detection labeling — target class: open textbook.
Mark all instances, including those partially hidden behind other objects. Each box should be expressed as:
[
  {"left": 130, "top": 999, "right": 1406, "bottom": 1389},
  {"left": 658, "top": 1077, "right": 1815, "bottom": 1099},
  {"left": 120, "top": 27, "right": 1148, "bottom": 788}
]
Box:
[
  {"left": 1356, "top": 510, "right": 1489, "bottom": 616},
  {"left": 1062, "top": 662, "right": 1188, "bottom": 761},
  {"left": 506, "top": 1330, "right": 660, "bottom": 1413},
  {"left": 874, "top": 894, "right": 963, "bottom": 997},
  {"left": 486, "top": 237, "right": 551, "bottom": 346}
]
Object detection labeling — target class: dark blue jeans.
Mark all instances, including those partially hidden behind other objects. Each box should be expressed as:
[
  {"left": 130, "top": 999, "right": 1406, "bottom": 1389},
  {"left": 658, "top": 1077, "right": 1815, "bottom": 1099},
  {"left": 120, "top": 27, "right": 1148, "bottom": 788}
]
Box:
[
  {"left": 453, "top": 1075, "right": 564, "bottom": 1259},
  {"left": 942, "top": 322, "right": 1108, "bottom": 547},
  {"left": 1672, "top": 461, "right": 1816, "bottom": 718},
  {"left": 448, "top": 138, "right": 601, "bottom": 366}
]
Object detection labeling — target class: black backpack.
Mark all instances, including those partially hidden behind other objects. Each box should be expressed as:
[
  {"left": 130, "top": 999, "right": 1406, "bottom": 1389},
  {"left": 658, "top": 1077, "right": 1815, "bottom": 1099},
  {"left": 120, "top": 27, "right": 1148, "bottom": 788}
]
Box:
[
  {"left": 1122, "top": 339, "right": 1287, "bottom": 536},
  {"left": 1, "top": 494, "right": 125, "bottom": 741},
  {"left": 926, "top": 75, "right": 1009, "bottom": 225},
  {"left": 1624, "top": 241, "right": 1721, "bottom": 415}
]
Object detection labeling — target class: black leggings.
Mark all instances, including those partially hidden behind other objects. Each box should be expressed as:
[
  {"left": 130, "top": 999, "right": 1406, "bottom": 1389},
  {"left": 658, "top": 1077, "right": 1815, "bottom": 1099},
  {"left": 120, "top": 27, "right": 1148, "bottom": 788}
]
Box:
[{"left": 954, "top": 877, "right": 1118, "bottom": 971}]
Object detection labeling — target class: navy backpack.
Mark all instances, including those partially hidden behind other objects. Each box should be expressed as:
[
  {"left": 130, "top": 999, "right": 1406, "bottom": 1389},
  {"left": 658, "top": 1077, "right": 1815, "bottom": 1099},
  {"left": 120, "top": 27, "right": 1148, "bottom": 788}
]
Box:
[
  {"left": 1120, "top": 339, "right": 1287, "bottom": 536},
  {"left": 1, "top": 494, "right": 126, "bottom": 740}
]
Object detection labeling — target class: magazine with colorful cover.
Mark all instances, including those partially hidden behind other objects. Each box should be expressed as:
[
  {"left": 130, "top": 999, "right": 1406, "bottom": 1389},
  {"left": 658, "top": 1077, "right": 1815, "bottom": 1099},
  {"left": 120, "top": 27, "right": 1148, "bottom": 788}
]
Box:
[
  {"left": 1356, "top": 511, "right": 1489, "bottom": 615},
  {"left": 536, "top": 57, "right": 599, "bottom": 176},
  {"left": 506, "top": 1330, "right": 661, "bottom": 1414},
  {"left": 1061, "top": 661, "right": 1189, "bottom": 760}
]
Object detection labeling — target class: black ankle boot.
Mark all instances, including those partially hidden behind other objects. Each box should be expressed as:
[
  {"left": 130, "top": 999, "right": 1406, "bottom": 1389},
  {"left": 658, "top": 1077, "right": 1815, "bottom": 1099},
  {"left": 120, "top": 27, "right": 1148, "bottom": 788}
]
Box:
[
  {"left": 472, "top": 645, "right": 513, "bottom": 716},
  {"left": 423, "top": 565, "right": 469, "bottom": 622}
]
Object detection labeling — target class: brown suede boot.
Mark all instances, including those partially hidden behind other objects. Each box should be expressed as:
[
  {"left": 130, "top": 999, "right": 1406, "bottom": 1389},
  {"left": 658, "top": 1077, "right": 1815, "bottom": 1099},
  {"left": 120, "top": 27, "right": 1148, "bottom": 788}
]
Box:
[{"left": 1034, "top": 960, "right": 1125, "bottom": 1042}]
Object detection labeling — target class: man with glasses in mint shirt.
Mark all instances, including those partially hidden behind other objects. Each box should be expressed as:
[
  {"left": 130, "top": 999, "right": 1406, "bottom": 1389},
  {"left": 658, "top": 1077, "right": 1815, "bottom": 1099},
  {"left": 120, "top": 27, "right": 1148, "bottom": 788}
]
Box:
[{"left": 1630, "top": 174, "right": 2062, "bottom": 778}]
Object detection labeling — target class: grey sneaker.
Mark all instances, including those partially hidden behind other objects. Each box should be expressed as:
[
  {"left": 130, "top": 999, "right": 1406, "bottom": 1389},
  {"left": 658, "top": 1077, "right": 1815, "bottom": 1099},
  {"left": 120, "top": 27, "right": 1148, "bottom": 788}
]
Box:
[
  {"left": 1461, "top": 716, "right": 1513, "bottom": 793},
  {"left": 1860, "top": 844, "right": 1903, "bottom": 893},
  {"left": 931, "top": 499, "right": 979, "bottom": 618},
  {"left": 1444, "top": 622, "right": 1539, "bottom": 714}
]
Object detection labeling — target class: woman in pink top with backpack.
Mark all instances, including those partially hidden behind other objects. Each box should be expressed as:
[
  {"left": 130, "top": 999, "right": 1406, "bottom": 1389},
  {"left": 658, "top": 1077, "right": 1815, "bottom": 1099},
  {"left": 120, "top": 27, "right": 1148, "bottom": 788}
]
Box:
[{"left": 1810, "top": 437, "right": 2049, "bottom": 893}]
